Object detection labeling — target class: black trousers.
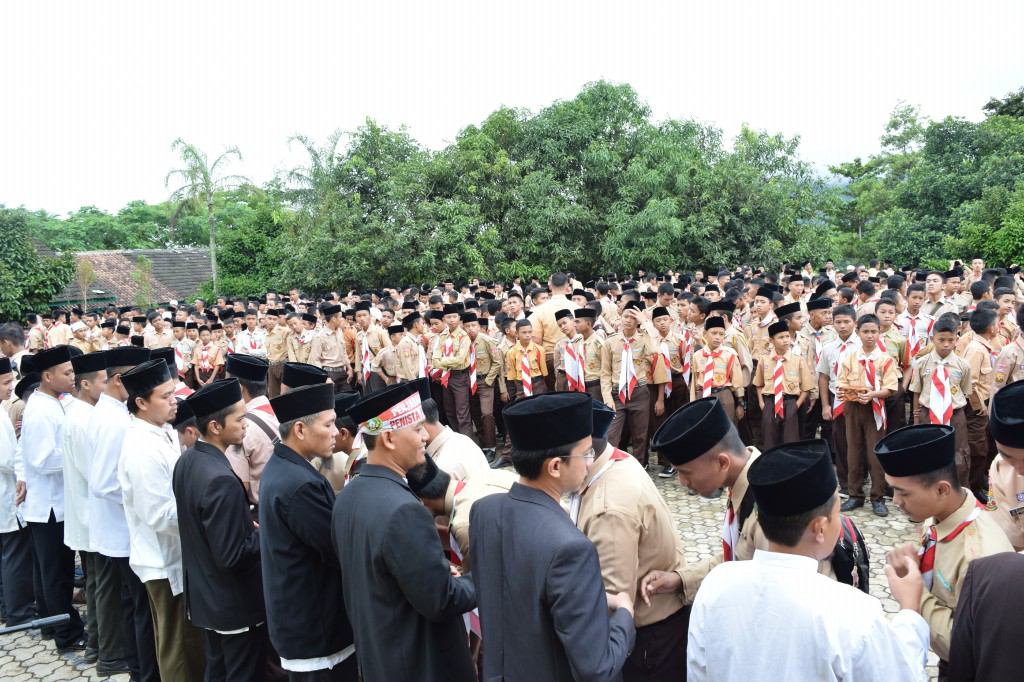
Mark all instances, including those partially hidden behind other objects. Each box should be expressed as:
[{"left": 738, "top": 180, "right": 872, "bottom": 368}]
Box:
[
  {"left": 205, "top": 626, "right": 267, "bottom": 682},
  {"left": 94, "top": 552, "right": 133, "bottom": 663},
  {"left": 113, "top": 556, "right": 159, "bottom": 682},
  {"left": 622, "top": 605, "right": 690, "bottom": 682},
  {"left": 287, "top": 657, "right": 358, "bottom": 681},
  {"left": 0, "top": 524, "right": 36, "bottom": 625},
  {"left": 28, "top": 513, "right": 84, "bottom": 647}
]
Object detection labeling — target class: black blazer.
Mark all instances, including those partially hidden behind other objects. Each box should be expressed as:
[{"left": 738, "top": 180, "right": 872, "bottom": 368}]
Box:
[
  {"left": 470, "top": 482, "right": 636, "bottom": 682},
  {"left": 259, "top": 443, "right": 353, "bottom": 660},
  {"left": 172, "top": 440, "right": 264, "bottom": 631},
  {"left": 332, "top": 463, "right": 476, "bottom": 682}
]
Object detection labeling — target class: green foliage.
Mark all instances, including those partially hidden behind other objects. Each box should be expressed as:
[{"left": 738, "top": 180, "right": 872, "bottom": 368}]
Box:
[
  {"left": 131, "top": 256, "right": 155, "bottom": 309},
  {"left": 0, "top": 209, "right": 76, "bottom": 320}
]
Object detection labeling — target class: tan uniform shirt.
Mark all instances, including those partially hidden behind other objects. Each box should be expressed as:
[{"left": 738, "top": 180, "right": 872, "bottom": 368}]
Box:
[
  {"left": 371, "top": 346, "right": 398, "bottom": 383},
  {"left": 27, "top": 326, "right": 46, "bottom": 351},
  {"left": 993, "top": 337, "right": 1024, "bottom": 392},
  {"left": 908, "top": 352, "right": 972, "bottom": 412},
  {"left": 47, "top": 322, "right": 72, "bottom": 348},
  {"left": 962, "top": 336, "right": 997, "bottom": 410},
  {"left": 689, "top": 346, "right": 744, "bottom": 401},
  {"left": 395, "top": 334, "right": 425, "bottom": 382},
  {"left": 988, "top": 455, "right": 1024, "bottom": 551},
  {"left": 286, "top": 330, "right": 314, "bottom": 364},
  {"left": 526, "top": 295, "right": 579, "bottom": 355},
  {"left": 574, "top": 445, "right": 687, "bottom": 626},
  {"left": 724, "top": 326, "right": 753, "bottom": 386},
  {"left": 471, "top": 334, "right": 502, "bottom": 387},
  {"left": 308, "top": 327, "right": 349, "bottom": 369},
  {"left": 652, "top": 331, "right": 686, "bottom": 374},
  {"left": 918, "top": 490, "right": 1014, "bottom": 660},
  {"left": 265, "top": 325, "right": 290, "bottom": 363},
  {"left": 579, "top": 333, "right": 604, "bottom": 383},
  {"left": 426, "top": 426, "right": 490, "bottom": 481},
  {"left": 599, "top": 332, "right": 669, "bottom": 406},
  {"left": 70, "top": 338, "right": 92, "bottom": 354},
  {"left": 354, "top": 325, "right": 391, "bottom": 378},
  {"left": 747, "top": 314, "right": 777, "bottom": 360},
  {"left": 144, "top": 329, "right": 174, "bottom": 349},
  {"left": 877, "top": 327, "right": 907, "bottom": 377},
  {"left": 836, "top": 347, "right": 899, "bottom": 397},
  {"left": 447, "top": 468, "right": 518, "bottom": 569},
  {"left": 923, "top": 298, "right": 956, "bottom": 319},
  {"left": 431, "top": 327, "right": 471, "bottom": 371},
  {"left": 997, "top": 316, "right": 1018, "bottom": 347},
  {"left": 752, "top": 351, "right": 814, "bottom": 396},
  {"left": 505, "top": 342, "right": 548, "bottom": 381},
  {"left": 223, "top": 397, "right": 279, "bottom": 504}
]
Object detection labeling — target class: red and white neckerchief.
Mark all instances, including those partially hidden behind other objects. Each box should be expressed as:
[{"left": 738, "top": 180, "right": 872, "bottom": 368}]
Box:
[
  {"left": 520, "top": 345, "right": 533, "bottom": 396},
  {"left": 563, "top": 338, "right": 584, "bottom": 392},
  {"left": 174, "top": 344, "right": 186, "bottom": 376},
  {"left": 918, "top": 500, "right": 984, "bottom": 590},
  {"left": 199, "top": 344, "right": 212, "bottom": 371},
  {"left": 468, "top": 342, "right": 478, "bottom": 395},
  {"left": 440, "top": 335, "right": 454, "bottom": 388},
  {"left": 447, "top": 481, "right": 482, "bottom": 637},
  {"left": 618, "top": 337, "right": 638, "bottom": 403},
  {"left": 253, "top": 400, "right": 276, "bottom": 417},
  {"left": 428, "top": 336, "right": 442, "bottom": 381},
  {"left": 812, "top": 329, "right": 824, "bottom": 366},
  {"left": 758, "top": 313, "right": 777, "bottom": 329},
  {"left": 928, "top": 359, "right": 954, "bottom": 426},
  {"left": 249, "top": 331, "right": 258, "bottom": 351},
  {"left": 701, "top": 349, "right": 721, "bottom": 398},
  {"left": 859, "top": 352, "right": 887, "bottom": 431},
  {"left": 679, "top": 329, "right": 693, "bottom": 380},
  {"left": 722, "top": 494, "right": 740, "bottom": 561},
  {"left": 226, "top": 337, "right": 235, "bottom": 354},
  {"left": 772, "top": 355, "right": 786, "bottom": 419},
  {"left": 360, "top": 334, "right": 372, "bottom": 383},
  {"left": 412, "top": 335, "right": 427, "bottom": 378},
  {"left": 174, "top": 381, "right": 194, "bottom": 398},
  {"left": 876, "top": 334, "right": 887, "bottom": 354},
  {"left": 658, "top": 338, "right": 673, "bottom": 398},
  {"left": 568, "top": 448, "right": 630, "bottom": 524}
]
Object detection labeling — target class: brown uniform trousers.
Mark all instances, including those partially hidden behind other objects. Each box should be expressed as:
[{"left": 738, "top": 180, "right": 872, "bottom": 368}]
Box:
[
  {"left": 649, "top": 373, "right": 689, "bottom": 438},
  {"left": 470, "top": 383, "right": 497, "bottom": 449},
  {"left": 266, "top": 362, "right": 284, "bottom": 399},
  {"left": 760, "top": 395, "right": 801, "bottom": 450},
  {"left": 145, "top": 578, "right": 206, "bottom": 681},
  {"left": 443, "top": 369, "right": 475, "bottom": 437},
  {"left": 844, "top": 402, "right": 887, "bottom": 501},
  {"left": 827, "top": 391, "right": 849, "bottom": 491},
  {"left": 608, "top": 384, "right": 652, "bottom": 466}
]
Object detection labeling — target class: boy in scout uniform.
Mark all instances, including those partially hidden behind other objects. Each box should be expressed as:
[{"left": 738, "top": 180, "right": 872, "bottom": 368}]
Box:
[
  {"left": 907, "top": 316, "right": 973, "bottom": 485},
  {"left": 552, "top": 309, "right": 576, "bottom": 391},
  {"left": 995, "top": 286, "right": 1018, "bottom": 346},
  {"left": 961, "top": 308, "right": 1000, "bottom": 498},
  {"left": 600, "top": 304, "right": 668, "bottom": 468},
  {"left": 753, "top": 320, "right": 814, "bottom": 448},
  {"left": 573, "top": 308, "right": 604, "bottom": 401},
  {"left": 874, "top": 297, "right": 909, "bottom": 431},
  {"left": 992, "top": 306, "right": 1024, "bottom": 392},
  {"left": 796, "top": 297, "right": 836, "bottom": 440},
  {"left": 878, "top": 424, "right": 1013, "bottom": 673},
  {"left": 369, "top": 324, "right": 404, "bottom": 386},
  {"left": 353, "top": 300, "right": 391, "bottom": 393},
  {"left": 710, "top": 301, "right": 752, "bottom": 387},
  {"left": 987, "top": 380, "right": 1024, "bottom": 550},
  {"left": 463, "top": 312, "right": 502, "bottom": 455},
  {"left": 287, "top": 312, "right": 317, "bottom": 365},
  {"left": 308, "top": 304, "right": 350, "bottom": 390},
  {"left": 264, "top": 309, "right": 290, "bottom": 397},
  {"left": 650, "top": 305, "right": 689, "bottom": 423},
  {"left": 837, "top": 313, "right": 898, "bottom": 517},
  {"left": 395, "top": 311, "right": 427, "bottom": 382},
  {"left": 688, "top": 317, "right": 744, "bottom": 423},
  {"left": 505, "top": 319, "right": 548, "bottom": 399},
  {"left": 432, "top": 303, "right": 474, "bottom": 436}
]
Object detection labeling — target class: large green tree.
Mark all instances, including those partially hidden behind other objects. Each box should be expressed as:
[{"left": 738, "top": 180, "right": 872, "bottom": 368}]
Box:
[{"left": 0, "top": 209, "right": 75, "bottom": 320}]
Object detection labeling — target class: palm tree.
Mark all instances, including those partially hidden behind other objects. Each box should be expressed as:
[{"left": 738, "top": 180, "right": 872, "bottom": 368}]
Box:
[
  {"left": 165, "top": 139, "right": 248, "bottom": 294},
  {"left": 286, "top": 131, "right": 345, "bottom": 216}
]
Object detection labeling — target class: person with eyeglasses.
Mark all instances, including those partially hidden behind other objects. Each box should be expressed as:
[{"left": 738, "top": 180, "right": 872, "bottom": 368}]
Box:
[{"left": 470, "top": 392, "right": 636, "bottom": 682}]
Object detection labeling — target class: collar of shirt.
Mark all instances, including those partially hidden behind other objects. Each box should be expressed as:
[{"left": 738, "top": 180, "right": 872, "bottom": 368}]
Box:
[
  {"left": 426, "top": 426, "right": 455, "bottom": 458},
  {"left": 930, "top": 489, "right": 979, "bottom": 537},
  {"left": 98, "top": 391, "right": 128, "bottom": 413},
  {"left": 247, "top": 395, "right": 271, "bottom": 411},
  {"left": 129, "top": 414, "right": 175, "bottom": 444},
  {"left": 751, "top": 549, "right": 819, "bottom": 572}
]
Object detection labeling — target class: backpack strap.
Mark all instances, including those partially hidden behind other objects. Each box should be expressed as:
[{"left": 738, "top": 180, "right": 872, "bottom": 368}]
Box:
[
  {"left": 244, "top": 412, "right": 280, "bottom": 445},
  {"left": 736, "top": 488, "right": 758, "bottom": 531}
]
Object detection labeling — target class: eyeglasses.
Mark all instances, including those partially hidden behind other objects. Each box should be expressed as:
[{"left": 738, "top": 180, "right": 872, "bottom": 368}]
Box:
[{"left": 564, "top": 447, "right": 596, "bottom": 463}]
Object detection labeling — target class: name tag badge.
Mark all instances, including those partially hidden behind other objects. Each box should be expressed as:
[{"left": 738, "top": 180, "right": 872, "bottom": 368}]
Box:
[
  {"left": 1016, "top": 492, "right": 1024, "bottom": 502},
  {"left": 713, "top": 372, "right": 726, "bottom": 384}
]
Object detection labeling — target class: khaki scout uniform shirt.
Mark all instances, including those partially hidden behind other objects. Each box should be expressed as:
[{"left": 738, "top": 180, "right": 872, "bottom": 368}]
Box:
[
  {"left": 27, "top": 326, "right": 46, "bottom": 351},
  {"left": 286, "top": 330, "right": 314, "bottom": 364},
  {"left": 836, "top": 347, "right": 899, "bottom": 396},
  {"left": 794, "top": 325, "right": 836, "bottom": 400},
  {"left": 988, "top": 455, "right": 1024, "bottom": 551},
  {"left": 918, "top": 490, "right": 1014, "bottom": 661},
  {"left": 265, "top": 325, "right": 290, "bottom": 363},
  {"left": 431, "top": 327, "right": 471, "bottom": 371},
  {"left": 599, "top": 331, "right": 669, "bottom": 406},
  {"left": 652, "top": 331, "right": 686, "bottom": 374},
  {"left": 962, "top": 336, "right": 998, "bottom": 411},
  {"left": 308, "top": 327, "right": 349, "bottom": 369},
  {"left": 354, "top": 325, "right": 392, "bottom": 378},
  {"left": 144, "top": 328, "right": 175, "bottom": 350},
  {"left": 70, "top": 338, "right": 93, "bottom": 354},
  {"left": 579, "top": 333, "right": 604, "bottom": 383},
  {"left": 752, "top": 351, "right": 814, "bottom": 396},
  {"left": 446, "top": 468, "right": 518, "bottom": 569},
  {"left": 471, "top": 334, "right": 502, "bottom": 387},
  {"left": 908, "top": 352, "right": 972, "bottom": 412},
  {"left": 724, "top": 326, "right": 753, "bottom": 386},
  {"left": 47, "top": 322, "right": 72, "bottom": 348},
  {"left": 877, "top": 327, "right": 907, "bottom": 378},
  {"left": 505, "top": 341, "right": 548, "bottom": 381},
  {"left": 395, "top": 334, "right": 425, "bottom": 382},
  {"left": 223, "top": 396, "right": 279, "bottom": 504},
  {"left": 747, "top": 314, "right": 777, "bottom": 361},
  {"left": 993, "top": 336, "right": 1024, "bottom": 392},
  {"left": 688, "top": 346, "right": 744, "bottom": 401},
  {"left": 371, "top": 346, "right": 398, "bottom": 383},
  {"left": 997, "top": 316, "right": 1018, "bottom": 347},
  {"left": 526, "top": 295, "right": 578, "bottom": 355},
  {"left": 574, "top": 445, "right": 687, "bottom": 627}
]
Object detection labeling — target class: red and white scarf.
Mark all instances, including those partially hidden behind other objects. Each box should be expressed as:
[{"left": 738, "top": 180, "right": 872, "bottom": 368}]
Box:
[
  {"left": 928, "top": 360, "right": 954, "bottom": 426},
  {"left": 618, "top": 338, "right": 638, "bottom": 403}
]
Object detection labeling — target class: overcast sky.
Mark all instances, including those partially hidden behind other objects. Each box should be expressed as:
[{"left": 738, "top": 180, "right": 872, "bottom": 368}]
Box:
[{"left": 4, "top": 0, "right": 1022, "bottom": 215}]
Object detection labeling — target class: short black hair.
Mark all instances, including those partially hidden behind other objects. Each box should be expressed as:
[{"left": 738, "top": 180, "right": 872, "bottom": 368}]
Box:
[
  {"left": 549, "top": 272, "right": 569, "bottom": 289},
  {"left": 421, "top": 398, "right": 441, "bottom": 425},
  {"left": 74, "top": 370, "right": 103, "bottom": 392},
  {"left": 969, "top": 281, "right": 989, "bottom": 300},
  {"left": 908, "top": 462, "right": 961, "bottom": 492},
  {"left": 907, "top": 283, "right": 926, "bottom": 296},
  {"left": 757, "top": 493, "right": 837, "bottom": 547},
  {"left": 406, "top": 461, "right": 452, "bottom": 500},
  {"left": 512, "top": 441, "right": 576, "bottom": 480},
  {"left": 0, "top": 322, "right": 25, "bottom": 346},
  {"left": 933, "top": 318, "right": 958, "bottom": 335},
  {"left": 856, "top": 280, "right": 876, "bottom": 296},
  {"left": 832, "top": 304, "right": 856, "bottom": 321},
  {"left": 197, "top": 403, "right": 237, "bottom": 437},
  {"left": 969, "top": 308, "right": 997, "bottom": 335},
  {"left": 856, "top": 313, "right": 880, "bottom": 329},
  {"left": 237, "top": 378, "right": 267, "bottom": 399},
  {"left": 278, "top": 413, "right": 319, "bottom": 440}
]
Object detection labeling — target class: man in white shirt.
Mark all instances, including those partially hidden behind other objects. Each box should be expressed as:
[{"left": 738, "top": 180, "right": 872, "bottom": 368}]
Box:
[
  {"left": 236, "top": 309, "right": 268, "bottom": 359},
  {"left": 119, "top": 358, "right": 206, "bottom": 681},
  {"left": 0, "top": 357, "right": 33, "bottom": 627},
  {"left": 687, "top": 439, "right": 930, "bottom": 681},
  {"left": 19, "top": 345, "right": 87, "bottom": 651},
  {"left": 88, "top": 345, "right": 157, "bottom": 680},
  {"left": 422, "top": 398, "right": 488, "bottom": 481}
]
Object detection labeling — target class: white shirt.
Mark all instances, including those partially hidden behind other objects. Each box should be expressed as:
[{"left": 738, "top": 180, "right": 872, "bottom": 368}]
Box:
[
  {"left": 87, "top": 393, "right": 132, "bottom": 557},
  {"left": 62, "top": 398, "right": 94, "bottom": 551},
  {"left": 18, "top": 391, "right": 66, "bottom": 523},
  {"left": 118, "top": 416, "right": 185, "bottom": 594},
  {"left": 688, "top": 550, "right": 929, "bottom": 682},
  {"left": 236, "top": 327, "right": 268, "bottom": 358},
  {"left": 816, "top": 335, "right": 862, "bottom": 396},
  {"left": 426, "top": 426, "right": 490, "bottom": 481},
  {"left": 0, "top": 408, "right": 24, "bottom": 533}
]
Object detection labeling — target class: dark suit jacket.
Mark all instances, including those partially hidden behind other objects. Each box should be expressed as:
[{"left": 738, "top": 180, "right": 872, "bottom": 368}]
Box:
[
  {"left": 172, "top": 440, "right": 264, "bottom": 631},
  {"left": 259, "top": 443, "right": 353, "bottom": 660},
  {"left": 470, "top": 482, "right": 635, "bottom": 682},
  {"left": 332, "top": 463, "right": 476, "bottom": 682},
  {"left": 948, "top": 551, "right": 1024, "bottom": 682}
]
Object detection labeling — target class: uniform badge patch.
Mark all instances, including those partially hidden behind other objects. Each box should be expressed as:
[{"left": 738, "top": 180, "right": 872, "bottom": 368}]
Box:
[
  {"left": 1016, "top": 492, "right": 1024, "bottom": 503},
  {"left": 996, "top": 373, "right": 1007, "bottom": 384}
]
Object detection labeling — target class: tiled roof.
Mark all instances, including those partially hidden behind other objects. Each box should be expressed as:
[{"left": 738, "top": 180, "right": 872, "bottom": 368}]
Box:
[{"left": 54, "top": 248, "right": 211, "bottom": 307}]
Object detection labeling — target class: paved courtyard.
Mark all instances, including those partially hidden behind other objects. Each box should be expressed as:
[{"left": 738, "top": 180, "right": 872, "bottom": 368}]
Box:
[{"left": 0, "top": 459, "right": 938, "bottom": 680}]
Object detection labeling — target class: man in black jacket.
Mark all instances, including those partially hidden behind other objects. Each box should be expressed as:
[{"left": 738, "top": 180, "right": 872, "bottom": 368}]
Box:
[
  {"left": 470, "top": 392, "right": 636, "bottom": 681},
  {"left": 173, "top": 379, "right": 266, "bottom": 681},
  {"left": 262, "top": 382, "right": 356, "bottom": 680},
  {"left": 332, "top": 382, "right": 476, "bottom": 682}
]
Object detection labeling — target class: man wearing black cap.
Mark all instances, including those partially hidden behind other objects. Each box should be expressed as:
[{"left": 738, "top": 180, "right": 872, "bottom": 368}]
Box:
[
  {"left": 877, "top": 424, "right": 1013, "bottom": 669},
  {"left": 19, "top": 345, "right": 86, "bottom": 652},
  {"left": 353, "top": 300, "right": 391, "bottom": 393},
  {"left": 223, "top": 354, "right": 279, "bottom": 505},
  {"left": 688, "top": 439, "right": 930, "bottom": 680},
  {"left": 470, "top": 392, "right": 636, "bottom": 681},
  {"left": 175, "top": 379, "right": 265, "bottom": 681},
  {"left": 463, "top": 312, "right": 502, "bottom": 456},
  {"left": 796, "top": 297, "right": 836, "bottom": 440},
  {"left": 0, "top": 356, "right": 34, "bottom": 630},
  {"left": 119, "top": 359, "right": 206, "bottom": 681},
  {"left": 308, "top": 304, "right": 351, "bottom": 390},
  {"left": 395, "top": 311, "right": 427, "bottom": 383},
  {"left": 432, "top": 303, "right": 475, "bottom": 437},
  {"left": 332, "top": 382, "right": 476, "bottom": 682},
  {"left": 260, "top": 383, "right": 356, "bottom": 680}
]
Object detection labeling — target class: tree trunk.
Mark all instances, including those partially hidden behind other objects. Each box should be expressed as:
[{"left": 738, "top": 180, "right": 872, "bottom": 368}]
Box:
[{"left": 207, "top": 192, "right": 218, "bottom": 295}]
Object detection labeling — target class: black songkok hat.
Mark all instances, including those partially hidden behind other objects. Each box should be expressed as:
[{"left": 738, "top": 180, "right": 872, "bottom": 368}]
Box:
[
  {"left": 650, "top": 306, "right": 670, "bottom": 319},
  {"left": 172, "top": 320, "right": 186, "bottom": 328},
  {"left": 300, "top": 313, "right": 317, "bottom": 325},
  {"left": 806, "top": 297, "right": 832, "bottom": 311},
  {"left": 70, "top": 351, "right": 107, "bottom": 375},
  {"left": 755, "top": 286, "right": 775, "bottom": 301},
  {"left": 225, "top": 354, "right": 269, "bottom": 382},
  {"left": 151, "top": 347, "right": 176, "bottom": 371},
  {"left": 33, "top": 345, "right": 73, "bottom": 371},
  {"left": 442, "top": 304, "right": 460, "bottom": 316},
  {"left": 354, "top": 301, "right": 372, "bottom": 313},
  {"left": 15, "top": 373, "right": 40, "bottom": 400},
  {"left": 185, "top": 321, "right": 198, "bottom": 330},
  {"left": 554, "top": 308, "right": 574, "bottom": 322},
  {"left": 106, "top": 346, "right": 150, "bottom": 367},
  {"left": 320, "top": 304, "right": 341, "bottom": 317},
  {"left": 0, "top": 357, "right": 10, "bottom": 376},
  {"left": 120, "top": 359, "right": 172, "bottom": 395},
  {"left": 333, "top": 391, "right": 361, "bottom": 420},
  {"left": 592, "top": 399, "right": 615, "bottom": 439},
  {"left": 130, "top": 335, "right": 146, "bottom": 347},
  {"left": 209, "top": 323, "right": 223, "bottom": 332},
  {"left": 402, "top": 311, "right": 422, "bottom": 329},
  {"left": 709, "top": 301, "right": 735, "bottom": 313},
  {"left": 814, "top": 280, "right": 836, "bottom": 297},
  {"left": 282, "top": 362, "right": 327, "bottom": 389},
  {"left": 171, "top": 398, "right": 194, "bottom": 428},
  {"left": 100, "top": 319, "right": 117, "bottom": 329},
  {"left": 749, "top": 439, "right": 837, "bottom": 516},
  {"left": 348, "top": 381, "right": 422, "bottom": 429},
  {"left": 460, "top": 313, "right": 478, "bottom": 325},
  {"left": 768, "top": 321, "right": 790, "bottom": 338},
  {"left": 652, "top": 397, "right": 733, "bottom": 466},
  {"left": 387, "top": 324, "right": 405, "bottom": 335},
  {"left": 186, "top": 379, "right": 243, "bottom": 420},
  {"left": 704, "top": 317, "right": 725, "bottom": 331},
  {"left": 875, "top": 424, "right": 955, "bottom": 477},
  {"left": 623, "top": 299, "right": 644, "bottom": 312},
  {"left": 775, "top": 302, "right": 801, "bottom": 318},
  {"left": 990, "top": 380, "right": 1024, "bottom": 449},
  {"left": 131, "top": 316, "right": 147, "bottom": 324},
  {"left": 271, "top": 383, "right": 335, "bottom": 424},
  {"left": 574, "top": 308, "right": 597, "bottom": 320},
  {"left": 504, "top": 392, "right": 592, "bottom": 451},
  {"left": 841, "top": 271, "right": 860, "bottom": 284}
]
